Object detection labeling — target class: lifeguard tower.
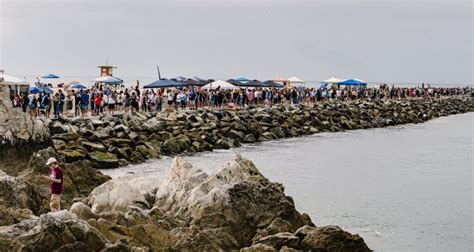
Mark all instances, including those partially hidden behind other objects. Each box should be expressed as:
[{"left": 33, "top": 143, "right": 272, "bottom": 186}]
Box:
[{"left": 97, "top": 64, "right": 117, "bottom": 77}]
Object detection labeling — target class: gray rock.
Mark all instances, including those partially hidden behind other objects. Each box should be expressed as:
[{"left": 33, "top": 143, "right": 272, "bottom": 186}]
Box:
[
  {"left": 88, "top": 151, "right": 119, "bottom": 169},
  {"left": 82, "top": 141, "right": 107, "bottom": 152}
]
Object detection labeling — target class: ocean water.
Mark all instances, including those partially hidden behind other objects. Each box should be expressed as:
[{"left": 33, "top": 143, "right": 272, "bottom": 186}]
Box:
[{"left": 102, "top": 112, "right": 473, "bottom": 251}]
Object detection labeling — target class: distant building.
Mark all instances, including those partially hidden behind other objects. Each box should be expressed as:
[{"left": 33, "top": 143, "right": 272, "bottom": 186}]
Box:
[{"left": 97, "top": 65, "right": 117, "bottom": 76}]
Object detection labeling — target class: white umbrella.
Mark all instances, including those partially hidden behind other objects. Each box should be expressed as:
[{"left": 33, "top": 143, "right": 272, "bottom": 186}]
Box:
[
  {"left": 323, "top": 77, "right": 342, "bottom": 84},
  {"left": 202, "top": 80, "right": 236, "bottom": 90},
  {"left": 93, "top": 75, "right": 122, "bottom": 83},
  {"left": 287, "top": 76, "right": 305, "bottom": 83}
]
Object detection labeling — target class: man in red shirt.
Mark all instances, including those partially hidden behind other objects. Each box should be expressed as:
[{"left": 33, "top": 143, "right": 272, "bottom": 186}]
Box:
[{"left": 42, "top": 157, "right": 63, "bottom": 212}]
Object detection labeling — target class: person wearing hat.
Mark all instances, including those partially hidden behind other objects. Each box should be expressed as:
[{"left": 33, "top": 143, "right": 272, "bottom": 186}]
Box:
[{"left": 42, "top": 157, "right": 63, "bottom": 212}]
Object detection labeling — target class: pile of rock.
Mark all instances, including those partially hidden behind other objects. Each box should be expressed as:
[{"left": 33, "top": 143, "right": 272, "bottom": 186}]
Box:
[
  {"left": 0, "top": 155, "right": 372, "bottom": 251},
  {"left": 0, "top": 89, "right": 51, "bottom": 175},
  {"left": 44, "top": 96, "right": 471, "bottom": 169}
]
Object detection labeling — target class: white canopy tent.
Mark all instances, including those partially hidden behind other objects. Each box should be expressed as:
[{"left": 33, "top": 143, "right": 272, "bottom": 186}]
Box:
[
  {"left": 202, "top": 80, "right": 236, "bottom": 90},
  {"left": 0, "top": 71, "right": 29, "bottom": 94},
  {"left": 0, "top": 72, "right": 29, "bottom": 85},
  {"left": 287, "top": 76, "right": 305, "bottom": 83},
  {"left": 322, "top": 76, "right": 342, "bottom": 84}
]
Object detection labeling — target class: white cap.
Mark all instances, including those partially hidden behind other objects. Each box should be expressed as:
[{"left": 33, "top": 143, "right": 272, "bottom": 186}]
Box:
[{"left": 45, "top": 157, "right": 58, "bottom": 166}]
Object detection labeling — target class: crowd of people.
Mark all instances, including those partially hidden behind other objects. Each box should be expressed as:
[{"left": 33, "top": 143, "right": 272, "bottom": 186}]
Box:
[{"left": 9, "top": 83, "right": 471, "bottom": 119}]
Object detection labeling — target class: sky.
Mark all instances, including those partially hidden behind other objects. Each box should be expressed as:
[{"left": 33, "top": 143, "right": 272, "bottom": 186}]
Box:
[{"left": 0, "top": 0, "right": 472, "bottom": 85}]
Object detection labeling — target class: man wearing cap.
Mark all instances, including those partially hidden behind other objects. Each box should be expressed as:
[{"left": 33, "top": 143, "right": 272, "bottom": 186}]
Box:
[{"left": 42, "top": 157, "right": 63, "bottom": 212}]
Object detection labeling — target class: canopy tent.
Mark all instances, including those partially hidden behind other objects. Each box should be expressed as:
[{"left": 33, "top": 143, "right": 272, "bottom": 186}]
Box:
[
  {"left": 0, "top": 73, "right": 29, "bottom": 85},
  {"left": 338, "top": 78, "right": 367, "bottom": 86},
  {"left": 322, "top": 77, "right": 342, "bottom": 84},
  {"left": 143, "top": 79, "right": 186, "bottom": 89},
  {"left": 0, "top": 72, "right": 29, "bottom": 94},
  {"left": 287, "top": 76, "right": 305, "bottom": 83},
  {"left": 235, "top": 77, "right": 251, "bottom": 82},
  {"left": 226, "top": 79, "right": 245, "bottom": 86},
  {"left": 173, "top": 76, "right": 188, "bottom": 82},
  {"left": 227, "top": 79, "right": 263, "bottom": 88},
  {"left": 183, "top": 79, "right": 207, "bottom": 87},
  {"left": 94, "top": 75, "right": 123, "bottom": 84},
  {"left": 42, "top": 73, "right": 60, "bottom": 79},
  {"left": 202, "top": 80, "right": 236, "bottom": 90},
  {"left": 239, "top": 79, "right": 265, "bottom": 87},
  {"left": 262, "top": 80, "right": 284, "bottom": 88}
]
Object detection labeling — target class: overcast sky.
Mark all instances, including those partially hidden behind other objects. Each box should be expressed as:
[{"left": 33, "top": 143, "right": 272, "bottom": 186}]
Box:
[{"left": 0, "top": 0, "right": 472, "bottom": 84}]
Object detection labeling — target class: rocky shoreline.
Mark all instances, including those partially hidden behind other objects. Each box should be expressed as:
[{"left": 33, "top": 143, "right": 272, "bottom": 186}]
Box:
[
  {"left": 42, "top": 96, "right": 472, "bottom": 170},
  {"left": 0, "top": 154, "right": 372, "bottom": 251},
  {"left": 0, "top": 91, "right": 472, "bottom": 251}
]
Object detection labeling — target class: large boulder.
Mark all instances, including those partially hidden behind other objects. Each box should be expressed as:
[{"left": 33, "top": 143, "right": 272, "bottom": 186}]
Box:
[
  {"left": 154, "top": 155, "right": 314, "bottom": 250},
  {"left": 0, "top": 89, "right": 52, "bottom": 175},
  {"left": 0, "top": 210, "right": 108, "bottom": 251},
  {"left": 161, "top": 134, "right": 191, "bottom": 154},
  {"left": 296, "top": 225, "right": 371, "bottom": 252},
  {"left": 0, "top": 170, "right": 46, "bottom": 216},
  {"left": 87, "top": 179, "right": 149, "bottom": 214},
  {"left": 88, "top": 151, "right": 119, "bottom": 169}
]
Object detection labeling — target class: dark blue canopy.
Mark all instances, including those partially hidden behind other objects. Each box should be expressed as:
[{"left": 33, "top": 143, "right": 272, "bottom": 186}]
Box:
[
  {"left": 183, "top": 79, "right": 208, "bottom": 86},
  {"left": 338, "top": 79, "right": 367, "bottom": 86},
  {"left": 226, "top": 79, "right": 245, "bottom": 87},
  {"left": 244, "top": 80, "right": 265, "bottom": 87},
  {"left": 144, "top": 79, "right": 186, "bottom": 88},
  {"left": 42, "top": 73, "right": 60, "bottom": 79},
  {"left": 262, "top": 80, "right": 284, "bottom": 88}
]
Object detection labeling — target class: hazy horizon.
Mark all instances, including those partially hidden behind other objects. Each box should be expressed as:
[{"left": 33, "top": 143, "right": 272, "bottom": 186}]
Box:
[{"left": 1, "top": 0, "right": 472, "bottom": 85}]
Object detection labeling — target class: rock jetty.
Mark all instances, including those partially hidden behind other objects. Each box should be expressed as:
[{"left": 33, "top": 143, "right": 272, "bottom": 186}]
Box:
[
  {"left": 41, "top": 96, "right": 472, "bottom": 169},
  {"left": 0, "top": 155, "right": 372, "bottom": 251}
]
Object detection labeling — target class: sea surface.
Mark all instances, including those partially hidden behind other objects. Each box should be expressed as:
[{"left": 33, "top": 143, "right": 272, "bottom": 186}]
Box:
[{"left": 101, "top": 112, "right": 473, "bottom": 251}]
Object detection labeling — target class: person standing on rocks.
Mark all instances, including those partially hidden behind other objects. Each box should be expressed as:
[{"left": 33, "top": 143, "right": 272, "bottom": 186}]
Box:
[{"left": 41, "top": 158, "right": 64, "bottom": 212}]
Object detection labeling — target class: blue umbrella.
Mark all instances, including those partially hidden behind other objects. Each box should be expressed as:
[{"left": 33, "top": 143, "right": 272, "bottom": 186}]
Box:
[
  {"left": 30, "top": 87, "right": 54, "bottom": 94},
  {"left": 29, "top": 87, "right": 42, "bottom": 93},
  {"left": 42, "top": 73, "right": 60, "bottom": 79},
  {"left": 71, "top": 84, "right": 87, "bottom": 89},
  {"left": 94, "top": 75, "right": 123, "bottom": 84},
  {"left": 235, "top": 77, "right": 251, "bottom": 82},
  {"left": 42, "top": 87, "right": 54, "bottom": 94}
]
